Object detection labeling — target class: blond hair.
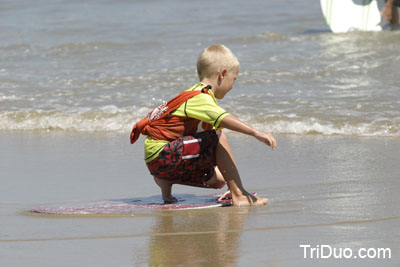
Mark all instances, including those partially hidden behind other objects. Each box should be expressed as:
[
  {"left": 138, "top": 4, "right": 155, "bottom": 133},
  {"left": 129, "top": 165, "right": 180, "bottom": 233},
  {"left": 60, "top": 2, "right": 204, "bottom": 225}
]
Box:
[{"left": 196, "top": 44, "right": 240, "bottom": 81}]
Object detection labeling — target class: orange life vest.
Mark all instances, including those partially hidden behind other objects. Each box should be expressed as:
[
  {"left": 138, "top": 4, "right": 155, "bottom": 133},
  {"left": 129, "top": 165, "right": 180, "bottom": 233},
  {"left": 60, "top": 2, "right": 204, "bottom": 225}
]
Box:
[{"left": 130, "top": 86, "right": 213, "bottom": 144}]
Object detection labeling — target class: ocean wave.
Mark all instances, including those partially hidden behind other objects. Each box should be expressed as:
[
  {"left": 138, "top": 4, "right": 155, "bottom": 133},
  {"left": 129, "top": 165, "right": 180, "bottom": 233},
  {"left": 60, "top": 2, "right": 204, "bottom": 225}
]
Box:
[
  {"left": 0, "top": 106, "right": 149, "bottom": 133},
  {"left": 260, "top": 119, "right": 399, "bottom": 137},
  {"left": 1, "top": 109, "right": 398, "bottom": 137}
]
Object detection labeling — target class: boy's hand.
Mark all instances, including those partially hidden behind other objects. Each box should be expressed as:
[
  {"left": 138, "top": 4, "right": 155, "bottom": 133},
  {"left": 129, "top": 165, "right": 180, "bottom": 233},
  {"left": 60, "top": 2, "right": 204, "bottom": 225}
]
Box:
[{"left": 255, "top": 130, "right": 277, "bottom": 150}]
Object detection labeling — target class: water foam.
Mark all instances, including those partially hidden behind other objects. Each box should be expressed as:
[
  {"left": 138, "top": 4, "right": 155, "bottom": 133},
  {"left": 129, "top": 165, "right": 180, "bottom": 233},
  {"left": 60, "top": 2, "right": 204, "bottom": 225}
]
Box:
[
  {"left": 258, "top": 119, "right": 400, "bottom": 137},
  {"left": 0, "top": 106, "right": 150, "bottom": 133},
  {"left": 1, "top": 109, "right": 398, "bottom": 137}
]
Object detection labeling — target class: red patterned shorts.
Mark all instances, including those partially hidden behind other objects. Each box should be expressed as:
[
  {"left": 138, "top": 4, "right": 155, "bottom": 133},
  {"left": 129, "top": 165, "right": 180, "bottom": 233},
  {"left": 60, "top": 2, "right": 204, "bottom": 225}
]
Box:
[{"left": 146, "top": 130, "right": 221, "bottom": 187}]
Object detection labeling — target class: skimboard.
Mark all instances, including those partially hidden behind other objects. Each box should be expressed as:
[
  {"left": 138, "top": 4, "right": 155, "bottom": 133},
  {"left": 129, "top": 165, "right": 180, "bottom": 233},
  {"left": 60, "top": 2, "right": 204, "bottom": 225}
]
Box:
[
  {"left": 29, "top": 194, "right": 240, "bottom": 216},
  {"left": 321, "top": 0, "right": 386, "bottom": 33}
]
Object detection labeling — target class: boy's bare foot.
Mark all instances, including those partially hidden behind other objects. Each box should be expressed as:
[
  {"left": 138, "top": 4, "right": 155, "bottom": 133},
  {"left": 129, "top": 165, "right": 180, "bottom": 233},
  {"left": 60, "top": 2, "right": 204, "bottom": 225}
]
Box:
[
  {"left": 153, "top": 176, "right": 178, "bottom": 204},
  {"left": 232, "top": 194, "right": 268, "bottom": 206},
  {"left": 163, "top": 195, "right": 178, "bottom": 204}
]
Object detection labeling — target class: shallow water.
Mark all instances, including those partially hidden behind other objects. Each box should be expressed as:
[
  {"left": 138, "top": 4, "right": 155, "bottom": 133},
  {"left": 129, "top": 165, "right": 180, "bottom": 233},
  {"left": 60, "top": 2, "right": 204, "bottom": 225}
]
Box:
[
  {"left": 1, "top": 0, "right": 399, "bottom": 266},
  {"left": 1, "top": 0, "right": 399, "bottom": 136},
  {"left": 1, "top": 133, "right": 399, "bottom": 266}
]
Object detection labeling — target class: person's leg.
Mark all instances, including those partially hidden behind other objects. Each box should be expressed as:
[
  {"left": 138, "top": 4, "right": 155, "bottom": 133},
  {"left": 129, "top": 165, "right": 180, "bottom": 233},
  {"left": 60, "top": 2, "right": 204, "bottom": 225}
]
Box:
[
  {"left": 205, "top": 167, "right": 233, "bottom": 200},
  {"left": 383, "top": 1, "right": 400, "bottom": 24},
  {"left": 393, "top": 7, "right": 399, "bottom": 24},
  {"left": 147, "top": 137, "right": 184, "bottom": 204},
  {"left": 382, "top": 1, "right": 393, "bottom": 23},
  {"left": 204, "top": 167, "right": 226, "bottom": 189},
  {"left": 215, "top": 132, "right": 267, "bottom": 206},
  {"left": 153, "top": 176, "right": 177, "bottom": 204}
]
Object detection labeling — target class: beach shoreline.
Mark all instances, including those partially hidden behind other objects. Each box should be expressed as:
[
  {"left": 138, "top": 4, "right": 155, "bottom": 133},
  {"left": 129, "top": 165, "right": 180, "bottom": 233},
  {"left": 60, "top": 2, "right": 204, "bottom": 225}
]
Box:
[{"left": 1, "top": 131, "right": 399, "bottom": 266}]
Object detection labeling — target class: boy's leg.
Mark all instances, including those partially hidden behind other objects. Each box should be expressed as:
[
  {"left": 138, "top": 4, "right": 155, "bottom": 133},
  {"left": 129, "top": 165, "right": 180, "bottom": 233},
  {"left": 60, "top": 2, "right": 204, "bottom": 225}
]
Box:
[
  {"left": 148, "top": 131, "right": 222, "bottom": 202},
  {"left": 204, "top": 167, "right": 226, "bottom": 189},
  {"left": 153, "top": 176, "right": 177, "bottom": 204},
  {"left": 215, "top": 132, "right": 267, "bottom": 206},
  {"left": 393, "top": 7, "right": 399, "bottom": 24}
]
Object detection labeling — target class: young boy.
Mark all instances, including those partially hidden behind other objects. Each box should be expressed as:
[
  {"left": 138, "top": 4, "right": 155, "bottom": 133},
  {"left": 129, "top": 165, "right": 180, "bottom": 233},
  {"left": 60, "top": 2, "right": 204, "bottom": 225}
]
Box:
[{"left": 131, "top": 44, "right": 277, "bottom": 206}]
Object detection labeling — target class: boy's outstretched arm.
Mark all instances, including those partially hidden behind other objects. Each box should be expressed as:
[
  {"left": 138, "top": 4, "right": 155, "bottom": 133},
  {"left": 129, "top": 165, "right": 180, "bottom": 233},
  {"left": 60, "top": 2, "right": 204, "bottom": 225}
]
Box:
[{"left": 219, "top": 115, "right": 277, "bottom": 150}]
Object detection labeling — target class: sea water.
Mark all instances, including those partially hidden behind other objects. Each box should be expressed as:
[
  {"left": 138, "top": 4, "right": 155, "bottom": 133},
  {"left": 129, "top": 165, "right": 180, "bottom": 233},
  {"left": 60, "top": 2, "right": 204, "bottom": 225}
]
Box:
[
  {"left": 1, "top": 0, "right": 399, "bottom": 137},
  {"left": 1, "top": 2, "right": 400, "bottom": 266}
]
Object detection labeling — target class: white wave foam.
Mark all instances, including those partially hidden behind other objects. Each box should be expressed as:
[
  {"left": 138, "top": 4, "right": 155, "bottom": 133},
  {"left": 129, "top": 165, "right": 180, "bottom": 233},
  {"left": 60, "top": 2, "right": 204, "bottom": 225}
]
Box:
[
  {"left": 0, "top": 107, "right": 151, "bottom": 133},
  {"left": 256, "top": 120, "right": 399, "bottom": 137},
  {"left": 0, "top": 94, "right": 21, "bottom": 101},
  {"left": 0, "top": 110, "right": 398, "bottom": 137}
]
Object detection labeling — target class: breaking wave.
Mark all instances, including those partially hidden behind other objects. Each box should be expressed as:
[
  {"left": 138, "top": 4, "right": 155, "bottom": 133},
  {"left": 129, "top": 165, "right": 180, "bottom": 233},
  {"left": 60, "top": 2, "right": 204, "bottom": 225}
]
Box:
[{"left": 1, "top": 108, "right": 398, "bottom": 137}]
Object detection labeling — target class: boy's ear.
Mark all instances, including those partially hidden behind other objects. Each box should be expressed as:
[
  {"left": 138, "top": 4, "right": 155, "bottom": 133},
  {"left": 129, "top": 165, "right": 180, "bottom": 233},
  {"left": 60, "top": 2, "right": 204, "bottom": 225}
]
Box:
[{"left": 220, "top": 68, "right": 227, "bottom": 78}]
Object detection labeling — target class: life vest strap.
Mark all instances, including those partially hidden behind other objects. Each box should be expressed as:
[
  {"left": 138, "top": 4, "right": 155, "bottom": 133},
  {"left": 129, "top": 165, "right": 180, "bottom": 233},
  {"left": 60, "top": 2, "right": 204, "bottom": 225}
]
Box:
[{"left": 130, "top": 86, "right": 211, "bottom": 144}]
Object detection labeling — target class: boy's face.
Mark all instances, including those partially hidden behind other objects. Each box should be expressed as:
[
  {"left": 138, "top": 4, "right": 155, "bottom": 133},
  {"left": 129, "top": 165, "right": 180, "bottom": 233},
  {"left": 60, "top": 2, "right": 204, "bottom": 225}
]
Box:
[{"left": 215, "top": 67, "right": 239, "bottom": 99}]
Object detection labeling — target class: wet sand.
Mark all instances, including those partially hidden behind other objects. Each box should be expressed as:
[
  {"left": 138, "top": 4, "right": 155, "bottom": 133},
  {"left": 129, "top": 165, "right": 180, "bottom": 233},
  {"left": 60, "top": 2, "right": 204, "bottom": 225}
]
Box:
[{"left": 0, "top": 132, "right": 399, "bottom": 266}]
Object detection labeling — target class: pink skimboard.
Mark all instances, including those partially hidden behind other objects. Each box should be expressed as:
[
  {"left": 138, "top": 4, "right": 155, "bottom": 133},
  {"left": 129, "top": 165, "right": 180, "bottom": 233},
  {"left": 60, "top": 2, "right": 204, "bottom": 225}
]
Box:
[{"left": 29, "top": 194, "right": 239, "bottom": 216}]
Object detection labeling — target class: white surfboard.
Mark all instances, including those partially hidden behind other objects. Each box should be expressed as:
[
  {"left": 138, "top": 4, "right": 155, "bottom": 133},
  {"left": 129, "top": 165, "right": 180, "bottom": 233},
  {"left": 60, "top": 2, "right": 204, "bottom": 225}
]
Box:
[{"left": 321, "top": 0, "right": 386, "bottom": 33}]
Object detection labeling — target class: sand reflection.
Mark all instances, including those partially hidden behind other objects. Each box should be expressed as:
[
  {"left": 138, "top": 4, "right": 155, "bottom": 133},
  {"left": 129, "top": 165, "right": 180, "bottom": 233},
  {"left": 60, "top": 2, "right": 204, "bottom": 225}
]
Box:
[{"left": 147, "top": 208, "right": 248, "bottom": 267}]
